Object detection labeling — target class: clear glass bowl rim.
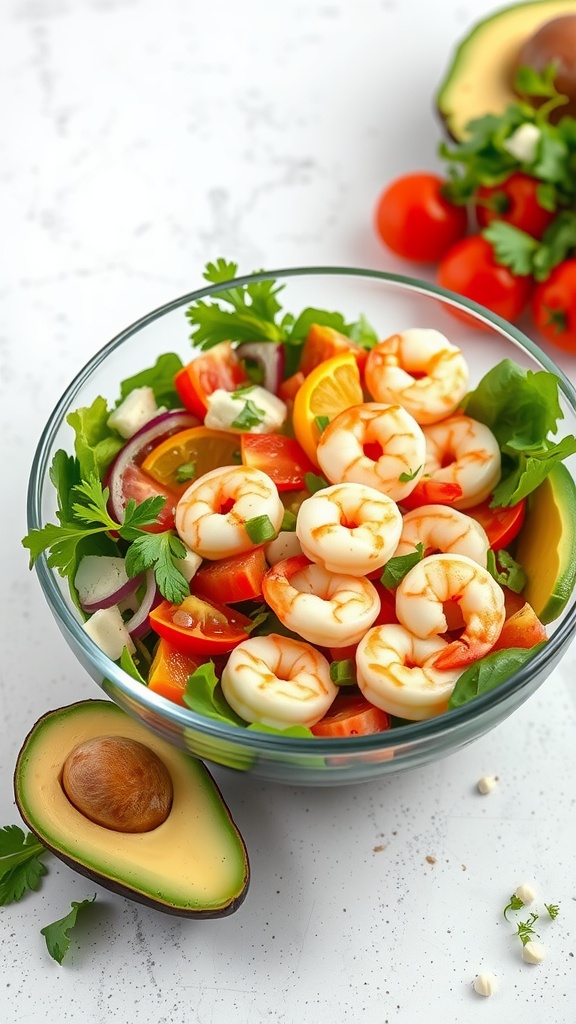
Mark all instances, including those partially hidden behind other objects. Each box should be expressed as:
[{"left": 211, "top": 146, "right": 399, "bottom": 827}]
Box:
[{"left": 26, "top": 265, "right": 576, "bottom": 756}]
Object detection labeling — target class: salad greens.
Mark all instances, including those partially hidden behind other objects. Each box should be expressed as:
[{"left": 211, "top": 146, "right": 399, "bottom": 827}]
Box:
[{"left": 447, "top": 644, "right": 547, "bottom": 710}]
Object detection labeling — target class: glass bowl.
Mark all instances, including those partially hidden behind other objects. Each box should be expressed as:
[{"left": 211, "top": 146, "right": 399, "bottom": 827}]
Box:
[{"left": 27, "top": 267, "right": 576, "bottom": 785}]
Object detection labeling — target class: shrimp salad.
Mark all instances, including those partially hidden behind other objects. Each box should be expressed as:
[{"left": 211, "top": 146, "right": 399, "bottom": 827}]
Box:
[{"left": 24, "top": 264, "right": 576, "bottom": 741}]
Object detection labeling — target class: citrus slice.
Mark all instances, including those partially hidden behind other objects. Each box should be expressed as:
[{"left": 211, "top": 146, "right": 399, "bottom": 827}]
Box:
[
  {"left": 292, "top": 352, "right": 363, "bottom": 467},
  {"left": 141, "top": 427, "right": 241, "bottom": 495}
]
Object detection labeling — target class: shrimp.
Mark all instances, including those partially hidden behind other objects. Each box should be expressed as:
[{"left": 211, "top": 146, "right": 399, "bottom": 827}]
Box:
[
  {"left": 413, "top": 414, "right": 501, "bottom": 510},
  {"left": 262, "top": 555, "right": 381, "bottom": 648},
  {"left": 175, "top": 465, "right": 284, "bottom": 559},
  {"left": 356, "top": 624, "right": 464, "bottom": 720},
  {"left": 394, "top": 505, "right": 490, "bottom": 567},
  {"left": 395, "top": 553, "right": 506, "bottom": 669},
  {"left": 295, "top": 482, "right": 402, "bottom": 576},
  {"left": 221, "top": 634, "right": 337, "bottom": 729},
  {"left": 364, "top": 329, "right": 469, "bottom": 425},
  {"left": 316, "top": 402, "right": 426, "bottom": 503}
]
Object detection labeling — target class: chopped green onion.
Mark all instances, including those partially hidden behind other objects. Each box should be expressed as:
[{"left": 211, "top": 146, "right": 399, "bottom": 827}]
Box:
[
  {"left": 280, "top": 509, "right": 297, "bottom": 532},
  {"left": 314, "top": 415, "right": 330, "bottom": 434},
  {"left": 329, "top": 659, "right": 357, "bottom": 686},
  {"left": 399, "top": 465, "right": 421, "bottom": 483},
  {"left": 245, "top": 514, "right": 278, "bottom": 544},
  {"left": 175, "top": 461, "right": 196, "bottom": 483},
  {"left": 304, "top": 471, "right": 329, "bottom": 495}
]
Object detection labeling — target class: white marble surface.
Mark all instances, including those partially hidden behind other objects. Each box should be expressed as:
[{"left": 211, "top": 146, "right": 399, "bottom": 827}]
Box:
[{"left": 1, "top": 1, "right": 576, "bottom": 1022}]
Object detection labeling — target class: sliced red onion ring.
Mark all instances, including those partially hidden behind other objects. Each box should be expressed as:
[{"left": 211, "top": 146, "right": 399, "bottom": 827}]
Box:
[
  {"left": 124, "top": 569, "right": 161, "bottom": 638},
  {"left": 236, "top": 341, "right": 285, "bottom": 394},
  {"left": 76, "top": 555, "right": 143, "bottom": 613},
  {"left": 105, "top": 408, "right": 198, "bottom": 521}
]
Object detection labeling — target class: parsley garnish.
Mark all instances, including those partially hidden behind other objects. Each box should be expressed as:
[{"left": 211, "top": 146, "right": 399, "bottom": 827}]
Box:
[
  {"left": 231, "top": 399, "right": 266, "bottom": 430},
  {"left": 516, "top": 912, "right": 540, "bottom": 946},
  {"left": 41, "top": 896, "right": 96, "bottom": 965},
  {"left": 0, "top": 825, "right": 49, "bottom": 905},
  {"left": 503, "top": 894, "right": 525, "bottom": 920},
  {"left": 125, "top": 532, "right": 190, "bottom": 605},
  {"left": 544, "top": 902, "right": 560, "bottom": 920},
  {"left": 380, "top": 543, "right": 424, "bottom": 589},
  {"left": 399, "top": 465, "right": 422, "bottom": 483}
]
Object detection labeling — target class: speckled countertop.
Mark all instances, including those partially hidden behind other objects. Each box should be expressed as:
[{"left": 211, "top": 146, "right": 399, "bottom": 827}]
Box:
[{"left": 1, "top": 1, "right": 576, "bottom": 1021}]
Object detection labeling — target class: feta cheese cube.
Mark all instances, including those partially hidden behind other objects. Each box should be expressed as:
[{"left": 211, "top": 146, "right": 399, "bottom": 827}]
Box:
[
  {"left": 107, "top": 387, "right": 162, "bottom": 439},
  {"left": 204, "top": 386, "right": 287, "bottom": 434},
  {"left": 82, "top": 605, "right": 135, "bottom": 661}
]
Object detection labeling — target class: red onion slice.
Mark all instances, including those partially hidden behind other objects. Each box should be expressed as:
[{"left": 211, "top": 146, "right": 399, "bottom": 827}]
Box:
[
  {"left": 124, "top": 569, "right": 161, "bottom": 639},
  {"left": 76, "top": 555, "right": 143, "bottom": 613},
  {"left": 236, "top": 342, "right": 285, "bottom": 394}
]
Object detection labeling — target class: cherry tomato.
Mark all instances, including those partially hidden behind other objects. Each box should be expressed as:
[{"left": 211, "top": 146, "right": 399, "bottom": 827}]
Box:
[
  {"left": 400, "top": 477, "right": 463, "bottom": 511},
  {"left": 374, "top": 172, "right": 468, "bottom": 263},
  {"left": 149, "top": 594, "right": 253, "bottom": 655},
  {"left": 311, "top": 694, "right": 391, "bottom": 737},
  {"left": 298, "top": 324, "right": 368, "bottom": 377},
  {"left": 116, "top": 463, "right": 179, "bottom": 532},
  {"left": 475, "top": 172, "right": 556, "bottom": 238},
  {"left": 437, "top": 235, "right": 533, "bottom": 324},
  {"left": 531, "top": 259, "right": 576, "bottom": 352},
  {"left": 194, "top": 548, "right": 268, "bottom": 605},
  {"left": 466, "top": 496, "right": 526, "bottom": 549},
  {"left": 240, "top": 433, "right": 315, "bottom": 491},
  {"left": 174, "top": 342, "right": 247, "bottom": 418}
]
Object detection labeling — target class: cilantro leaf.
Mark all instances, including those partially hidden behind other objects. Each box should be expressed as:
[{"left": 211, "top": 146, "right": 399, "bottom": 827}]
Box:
[
  {"left": 231, "top": 399, "right": 266, "bottom": 430},
  {"left": 183, "top": 662, "right": 247, "bottom": 726},
  {"left": 381, "top": 543, "right": 424, "bottom": 589},
  {"left": 503, "top": 894, "right": 526, "bottom": 920},
  {"left": 118, "top": 353, "right": 184, "bottom": 409},
  {"left": 41, "top": 896, "right": 96, "bottom": 965},
  {"left": 66, "top": 397, "right": 124, "bottom": 480},
  {"left": 448, "top": 644, "right": 547, "bottom": 710},
  {"left": 186, "top": 261, "right": 289, "bottom": 349},
  {"left": 124, "top": 532, "right": 189, "bottom": 604},
  {"left": 0, "top": 825, "right": 49, "bottom": 905},
  {"left": 482, "top": 221, "right": 538, "bottom": 276},
  {"left": 544, "top": 902, "right": 560, "bottom": 920}
]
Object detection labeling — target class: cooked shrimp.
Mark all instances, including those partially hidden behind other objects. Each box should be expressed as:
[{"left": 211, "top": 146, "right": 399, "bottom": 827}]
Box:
[
  {"left": 395, "top": 553, "right": 505, "bottom": 669},
  {"left": 175, "top": 465, "right": 284, "bottom": 559},
  {"left": 394, "top": 505, "right": 490, "bottom": 567},
  {"left": 262, "top": 555, "right": 381, "bottom": 648},
  {"left": 295, "top": 482, "right": 402, "bottom": 576},
  {"left": 364, "top": 329, "right": 469, "bottom": 425},
  {"left": 221, "top": 634, "right": 337, "bottom": 729},
  {"left": 316, "top": 402, "right": 426, "bottom": 503},
  {"left": 416, "top": 415, "right": 501, "bottom": 510},
  {"left": 356, "top": 624, "right": 464, "bottom": 720}
]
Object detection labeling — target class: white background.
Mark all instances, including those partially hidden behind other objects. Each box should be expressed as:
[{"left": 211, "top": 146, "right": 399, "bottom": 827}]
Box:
[{"left": 1, "top": 1, "right": 576, "bottom": 1022}]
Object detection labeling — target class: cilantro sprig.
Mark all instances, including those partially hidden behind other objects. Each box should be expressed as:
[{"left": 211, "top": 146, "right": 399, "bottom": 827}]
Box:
[
  {"left": 41, "top": 896, "right": 96, "bottom": 965},
  {"left": 0, "top": 825, "right": 49, "bottom": 905},
  {"left": 23, "top": 469, "right": 189, "bottom": 604}
]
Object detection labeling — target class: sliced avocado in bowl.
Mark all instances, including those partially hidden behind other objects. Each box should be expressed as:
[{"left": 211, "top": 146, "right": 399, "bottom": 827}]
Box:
[
  {"left": 436, "top": 0, "right": 576, "bottom": 141},
  {"left": 14, "top": 700, "right": 249, "bottom": 917},
  {"left": 516, "top": 462, "right": 576, "bottom": 624}
]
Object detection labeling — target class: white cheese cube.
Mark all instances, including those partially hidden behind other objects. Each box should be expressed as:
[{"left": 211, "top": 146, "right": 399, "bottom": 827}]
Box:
[
  {"left": 265, "top": 531, "right": 302, "bottom": 565},
  {"left": 82, "top": 605, "right": 135, "bottom": 661},
  {"left": 173, "top": 544, "right": 202, "bottom": 582},
  {"left": 107, "top": 387, "right": 162, "bottom": 439},
  {"left": 503, "top": 123, "right": 541, "bottom": 164},
  {"left": 204, "top": 386, "right": 287, "bottom": 434}
]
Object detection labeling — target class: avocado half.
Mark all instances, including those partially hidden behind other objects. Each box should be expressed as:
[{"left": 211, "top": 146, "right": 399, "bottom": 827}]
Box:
[
  {"left": 436, "top": 0, "right": 576, "bottom": 141},
  {"left": 516, "top": 462, "right": 576, "bottom": 624},
  {"left": 14, "top": 701, "right": 249, "bottom": 917}
]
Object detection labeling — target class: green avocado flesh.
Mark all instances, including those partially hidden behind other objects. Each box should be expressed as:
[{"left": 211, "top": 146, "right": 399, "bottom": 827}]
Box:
[
  {"left": 14, "top": 701, "right": 249, "bottom": 917},
  {"left": 436, "top": 0, "right": 576, "bottom": 140},
  {"left": 516, "top": 462, "right": 576, "bottom": 624}
]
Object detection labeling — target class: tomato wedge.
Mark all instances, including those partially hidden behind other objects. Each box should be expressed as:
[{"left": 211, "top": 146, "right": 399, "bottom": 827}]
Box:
[
  {"left": 194, "top": 548, "right": 267, "bottom": 605},
  {"left": 400, "top": 478, "right": 463, "bottom": 511},
  {"left": 299, "top": 324, "right": 368, "bottom": 378},
  {"left": 175, "top": 342, "right": 248, "bottom": 418},
  {"left": 149, "top": 594, "right": 253, "bottom": 654},
  {"left": 118, "top": 463, "right": 179, "bottom": 532},
  {"left": 148, "top": 639, "right": 204, "bottom": 706},
  {"left": 240, "top": 433, "right": 315, "bottom": 491},
  {"left": 311, "top": 694, "right": 391, "bottom": 737},
  {"left": 466, "top": 497, "right": 526, "bottom": 549}
]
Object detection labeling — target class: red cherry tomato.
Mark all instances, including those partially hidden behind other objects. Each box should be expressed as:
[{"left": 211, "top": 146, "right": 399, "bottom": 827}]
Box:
[
  {"left": 374, "top": 172, "right": 468, "bottom": 263},
  {"left": 117, "top": 463, "right": 179, "bottom": 532},
  {"left": 465, "top": 497, "right": 526, "bottom": 549},
  {"left": 240, "top": 433, "right": 315, "bottom": 491},
  {"left": 149, "top": 594, "right": 253, "bottom": 655},
  {"left": 194, "top": 548, "right": 268, "bottom": 605},
  {"left": 174, "top": 342, "right": 248, "bottom": 418},
  {"left": 531, "top": 259, "right": 576, "bottom": 352},
  {"left": 475, "top": 172, "right": 556, "bottom": 238},
  {"left": 437, "top": 235, "right": 533, "bottom": 324}
]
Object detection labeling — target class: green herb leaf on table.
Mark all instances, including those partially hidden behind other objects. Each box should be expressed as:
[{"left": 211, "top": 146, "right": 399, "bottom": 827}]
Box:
[
  {"left": 0, "top": 825, "right": 49, "bottom": 906},
  {"left": 183, "top": 662, "right": 247, "bottom": 727},
  {"left": 516, "top": 911, "right": 540, "bottom": 946},
  {"left": 117, "top": 353, "right": 184, "bottom": 410},
  {"left": 381, "top": 543, "right": 425, "bottom": 589},
  {"left": 41, "top": 896, "right": 96, "bottom": 965},
  {"left": 448, "top": 644, "right": 547, "bottom": 710},
  {"left": 503, "top": 894, "right": 526, "bottom": 920},
  {"left": 545, "top": 902, "right": 560, "bottom": 920}
]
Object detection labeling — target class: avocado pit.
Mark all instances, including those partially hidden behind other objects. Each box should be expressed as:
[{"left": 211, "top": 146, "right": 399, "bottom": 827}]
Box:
[
  {"left": 61, "top": 735, "right": 173, "bottom": 833},
  {"left": 514, "top": 14, "right": 576, "bottom": 113}
]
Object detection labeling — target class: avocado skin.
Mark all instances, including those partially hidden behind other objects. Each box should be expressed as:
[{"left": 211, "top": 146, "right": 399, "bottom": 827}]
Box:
[
  {"left": 14, "top": 700, "right": 250, "bottom": 918},
  {"left": 436, "top": 0, "right": 576, "bottom": 141}
]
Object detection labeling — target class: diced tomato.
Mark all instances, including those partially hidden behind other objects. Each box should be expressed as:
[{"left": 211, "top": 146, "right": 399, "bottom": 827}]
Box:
[
  {"left": 118, "top": 463, "right": 179, "bottom": 532},
  {"left": 299, "top": 324, "right": 368, "bottom": 378},
  {"left": 148, "top": 639, "right": 204, "bottom": 706},
  {"left": 400, "top": 478, "right": 463, "bottom": 511},
  {"left": 149, "top": 594, "right": 253, "bottom": 655},
  {"left": 194, "top": 548, "right": 268, "bottom": 604},
  {"left": 490, "top": 602, "right": 547, "bottom": 652},
  {"left": 466, "top": 497, "right": 526, "bottom": 549},
  {"left": 311, "top": 694, "right": 391, "bottom": 737},
  {"left": 329, "top": 643, "right": 358, "bottom": 661},
  {"left": 240, "top": 433, "right": 315, "bottom": 491},
  {"left": 502, "top": 586, "right": 528, "bottom": 618},
  {"left": 278, "top": 371, "right": 305, "bottom": 403},
  {"left": 174, "top": 341, "right": 248, "bottom": 418}
]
